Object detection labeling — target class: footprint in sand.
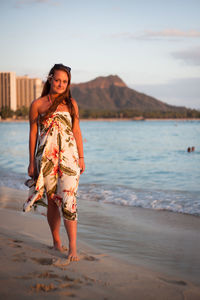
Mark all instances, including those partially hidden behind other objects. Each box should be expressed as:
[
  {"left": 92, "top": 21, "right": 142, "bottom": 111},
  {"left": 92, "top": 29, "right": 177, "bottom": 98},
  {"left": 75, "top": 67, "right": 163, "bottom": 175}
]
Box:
[
  {"left": 13, "top": 239, "right": 23, "bottom": 243},
  {"left": 9, "top": 239, "right": 23, "bottom": 248},
  {"left": 31, "top": 283, "right": 57, "bottom": 292},
  {"left": 30, "top": 273, "right": 81, "bottom": 294},
  {"left": 31, "top": 257, "right": 54, "bottom": 265},
  {"left": 83, "top": 255, "right": 99, "bottom": 261},
  {"left": 16, "top": 270, "right": 72, "bottom": 281},
  {"left": 159, "top": 277, "right": 187, "bottom": 286},
  {"left": 31, "top": 282, "right": 77, "bottom": 296},
  {"left": 31, "top": 256, "right": 71, "bottom": 268}
]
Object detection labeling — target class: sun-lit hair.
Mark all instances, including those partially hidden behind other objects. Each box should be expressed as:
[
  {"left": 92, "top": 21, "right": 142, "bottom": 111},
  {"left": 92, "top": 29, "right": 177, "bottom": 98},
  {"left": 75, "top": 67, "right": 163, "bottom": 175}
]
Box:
[{"left": 40, "top": 64, "right": 76, "bottom": 124}]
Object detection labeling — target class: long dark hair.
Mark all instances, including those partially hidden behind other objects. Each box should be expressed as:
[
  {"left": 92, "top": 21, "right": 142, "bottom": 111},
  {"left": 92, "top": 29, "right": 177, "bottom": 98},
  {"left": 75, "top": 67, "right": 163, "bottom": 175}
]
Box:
[{"left": 41, "top": 64, "right": 76, "bottom": 124}]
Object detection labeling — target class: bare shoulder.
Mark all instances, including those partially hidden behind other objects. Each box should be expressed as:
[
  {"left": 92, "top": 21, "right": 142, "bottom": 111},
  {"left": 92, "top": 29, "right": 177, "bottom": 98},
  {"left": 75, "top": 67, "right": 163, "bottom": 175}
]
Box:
[
  {"left": 30, "top": 96, "right": 47, "bottom": 112},
  {"left": 29, "top": 97, "right": 47, "bottom": 124},
  {"left": 31, "top": 96, "right": 46, "bottom": 107}
]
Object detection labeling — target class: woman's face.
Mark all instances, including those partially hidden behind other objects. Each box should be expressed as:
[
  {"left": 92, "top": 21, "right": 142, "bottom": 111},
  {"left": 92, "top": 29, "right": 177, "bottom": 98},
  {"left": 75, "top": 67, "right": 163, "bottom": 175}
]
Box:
[{"left": 49, "top": 70, "right": 69, "bottom": 95}]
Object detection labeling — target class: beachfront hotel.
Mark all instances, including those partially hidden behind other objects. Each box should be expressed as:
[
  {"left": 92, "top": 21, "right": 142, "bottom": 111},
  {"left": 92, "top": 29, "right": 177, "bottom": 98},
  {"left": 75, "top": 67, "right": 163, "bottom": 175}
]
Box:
[
  {"left": 0, "top": 72, "right": 43, "bottom": 111},
  {"left": 0, "top": 72, "right": 17, "bottom": 111},
  {"left": 16, "top": 76, "right": 42, "bottom": 109}
]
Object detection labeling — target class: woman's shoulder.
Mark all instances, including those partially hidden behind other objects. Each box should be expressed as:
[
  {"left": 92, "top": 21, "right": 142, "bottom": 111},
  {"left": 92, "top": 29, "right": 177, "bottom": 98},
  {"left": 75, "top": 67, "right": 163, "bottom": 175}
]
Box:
[
  {"left": 32, "top": 95, "right": 47, "bottom": 105},
  {"left": 29, "top": 96, "right": 48, "bottom": 120},
  {"left": 30, "top": 96, "right": 47, "bottom": 110}
]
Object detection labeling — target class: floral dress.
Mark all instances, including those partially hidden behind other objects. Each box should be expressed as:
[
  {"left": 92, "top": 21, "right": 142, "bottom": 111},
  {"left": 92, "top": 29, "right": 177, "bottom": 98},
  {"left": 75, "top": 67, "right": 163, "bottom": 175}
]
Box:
[{"left": 23, "top": 111, "right": 80, "bottom": 221}]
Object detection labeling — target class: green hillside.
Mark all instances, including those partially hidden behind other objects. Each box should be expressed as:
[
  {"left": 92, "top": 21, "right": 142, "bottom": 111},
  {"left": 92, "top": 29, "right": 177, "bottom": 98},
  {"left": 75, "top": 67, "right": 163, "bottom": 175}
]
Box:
[{"left": 71, "top": 75, "right": 199, "bottom": 118}]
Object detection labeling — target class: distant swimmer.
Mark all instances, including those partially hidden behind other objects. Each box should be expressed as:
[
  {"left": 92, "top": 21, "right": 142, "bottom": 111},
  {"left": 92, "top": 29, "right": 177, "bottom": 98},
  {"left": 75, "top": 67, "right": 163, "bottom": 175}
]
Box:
[{"left": 187, "top": 146, "right": 196, "bottom": 153}]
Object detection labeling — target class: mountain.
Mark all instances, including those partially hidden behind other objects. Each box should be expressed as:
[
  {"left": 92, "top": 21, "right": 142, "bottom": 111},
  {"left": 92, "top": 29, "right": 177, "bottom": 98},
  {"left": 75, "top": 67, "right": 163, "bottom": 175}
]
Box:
[
  {"left": 72, "top": 75, "right": 126, "bottom": 89},
  {"left": 71, "top": 75, "right": 186, "bottom": 114}
]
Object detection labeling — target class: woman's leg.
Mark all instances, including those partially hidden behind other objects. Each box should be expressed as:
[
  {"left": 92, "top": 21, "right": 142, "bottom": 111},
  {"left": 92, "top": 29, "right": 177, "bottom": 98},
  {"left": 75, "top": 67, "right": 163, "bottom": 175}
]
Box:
[
  {"left": 47, "top": 196, "right": 62, "bottom": 251},
  {"left": 64, "top": 219, "right": 78, "bottom": 261}
]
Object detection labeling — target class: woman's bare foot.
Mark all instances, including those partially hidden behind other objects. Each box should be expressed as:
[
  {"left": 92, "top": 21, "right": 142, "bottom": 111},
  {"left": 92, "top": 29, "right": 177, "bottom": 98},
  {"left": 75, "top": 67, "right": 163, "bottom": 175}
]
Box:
[
  {"left": 53, "top": 242, "right": 64, "bottom": 252},
  {"left": 67, "top": 248, "right": 79, "bottom": 261}
]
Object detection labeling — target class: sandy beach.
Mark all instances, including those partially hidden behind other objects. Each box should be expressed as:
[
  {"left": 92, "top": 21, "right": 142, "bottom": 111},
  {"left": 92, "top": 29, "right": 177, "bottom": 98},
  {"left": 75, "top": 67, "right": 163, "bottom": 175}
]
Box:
[{"left": 0, "top": 186, "right": 200, "bottom": 299}]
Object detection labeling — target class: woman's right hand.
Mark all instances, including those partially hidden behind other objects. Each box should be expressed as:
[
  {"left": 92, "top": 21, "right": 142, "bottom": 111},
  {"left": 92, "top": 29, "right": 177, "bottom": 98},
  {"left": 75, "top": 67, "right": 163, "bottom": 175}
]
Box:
[{"left": 28, "top": 162, "right": 37, "bottom": 179}]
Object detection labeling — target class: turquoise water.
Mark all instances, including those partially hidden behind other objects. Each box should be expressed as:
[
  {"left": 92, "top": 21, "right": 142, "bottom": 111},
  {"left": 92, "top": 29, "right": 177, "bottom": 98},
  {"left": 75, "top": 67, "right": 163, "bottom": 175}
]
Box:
[{"left": 0, "top": 120, "right": 200, "bottom": 215}]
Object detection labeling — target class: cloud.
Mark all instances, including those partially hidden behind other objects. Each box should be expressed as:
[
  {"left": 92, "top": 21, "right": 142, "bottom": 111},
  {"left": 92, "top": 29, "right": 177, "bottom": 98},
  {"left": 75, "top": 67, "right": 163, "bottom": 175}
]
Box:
[
  {"left": 172, "top": 46, "right": 200, "bottom": 66},
  {"left": 141, "top": 29, "right": 200, "bottom": 39},
  {"left": 131, "top": 77, "right": 200, "bottom": 109},
  {"left": 15, "top": 0, "right": 59, "bottom": 7},
  {"left": 110, "top": 32, "right": 135, "bottom": 39},
  {"left": 110, "top": 29, "right": 200, "bottom": 40}
]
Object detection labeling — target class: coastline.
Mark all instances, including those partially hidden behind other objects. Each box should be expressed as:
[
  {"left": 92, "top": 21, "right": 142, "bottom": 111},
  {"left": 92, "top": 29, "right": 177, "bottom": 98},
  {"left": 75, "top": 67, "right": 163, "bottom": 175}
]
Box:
[
  {"left": 0, "top": 186, "right": 200, "bottom": 299},
  {"left": 80, "top": 118, "right": 200, "bottom": 122},
  {"left": 0, "top": 117, "right": 200, "bottom": 123}
]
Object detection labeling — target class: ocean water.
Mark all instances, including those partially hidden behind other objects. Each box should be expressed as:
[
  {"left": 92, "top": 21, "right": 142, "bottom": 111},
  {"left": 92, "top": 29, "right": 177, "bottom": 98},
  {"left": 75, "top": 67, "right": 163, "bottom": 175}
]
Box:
[{"left": 0, "top": 120, "right": 200, "bottom": 216}]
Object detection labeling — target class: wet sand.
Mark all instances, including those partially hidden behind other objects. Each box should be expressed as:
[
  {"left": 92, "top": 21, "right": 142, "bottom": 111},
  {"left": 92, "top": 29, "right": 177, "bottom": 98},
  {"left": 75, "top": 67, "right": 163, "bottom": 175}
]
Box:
[{"left": 0, "top": 186, "right": 200, "bottom": 299}]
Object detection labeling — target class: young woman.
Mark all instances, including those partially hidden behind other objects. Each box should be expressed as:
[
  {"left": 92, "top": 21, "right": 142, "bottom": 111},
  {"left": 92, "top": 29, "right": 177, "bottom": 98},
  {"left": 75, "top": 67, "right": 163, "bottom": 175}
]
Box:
[{"left": 23, "top": 64, "right": 85, "bottom": 261}]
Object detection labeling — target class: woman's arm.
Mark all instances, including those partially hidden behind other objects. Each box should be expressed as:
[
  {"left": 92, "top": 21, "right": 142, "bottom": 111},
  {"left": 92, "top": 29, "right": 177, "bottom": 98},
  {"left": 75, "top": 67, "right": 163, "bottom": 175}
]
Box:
[
  {"left": 71, "top": 98, "right": 85, "bottom": 174},
  {"left": 28, "top": 100, "right": 39, "bottom": 179}
]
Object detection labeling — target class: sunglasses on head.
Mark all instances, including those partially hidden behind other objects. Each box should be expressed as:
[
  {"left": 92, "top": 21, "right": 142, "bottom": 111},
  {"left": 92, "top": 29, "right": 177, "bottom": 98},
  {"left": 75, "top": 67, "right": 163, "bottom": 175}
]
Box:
[{"left": 54, "top": 64, "right": 71, "bottom": 73}]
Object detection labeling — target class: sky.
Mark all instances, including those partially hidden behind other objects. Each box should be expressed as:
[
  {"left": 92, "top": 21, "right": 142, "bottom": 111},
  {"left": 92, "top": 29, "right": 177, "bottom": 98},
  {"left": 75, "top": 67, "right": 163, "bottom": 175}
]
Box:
[{"left": 0, "top": 0, "right": 200, "bottom": 109}]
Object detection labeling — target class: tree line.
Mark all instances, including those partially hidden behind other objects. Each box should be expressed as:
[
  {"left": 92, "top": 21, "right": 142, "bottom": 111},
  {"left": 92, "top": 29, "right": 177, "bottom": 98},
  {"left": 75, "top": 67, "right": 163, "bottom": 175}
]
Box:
[
  {"left": 79, "top": 109, "right": 200, "bottom": 119},
  {"left": 1, "top": 106, "right": 200, "bottom": 120},
  {"left": 0, "top": 106, "right": 29, "bottom": 119}
]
